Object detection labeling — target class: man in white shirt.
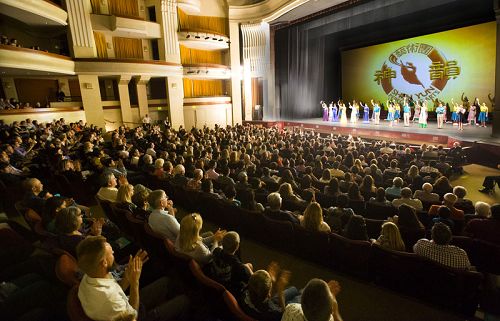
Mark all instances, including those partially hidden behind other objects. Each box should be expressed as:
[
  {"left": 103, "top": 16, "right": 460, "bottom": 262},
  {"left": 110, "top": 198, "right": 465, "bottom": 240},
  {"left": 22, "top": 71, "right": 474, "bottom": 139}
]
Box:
[
  {"left": 281, "top": 278, "right": 343, "bottom": 321},
  {"left": 148, "top": 189, "right": 180, "bottom": 242},
  {"left": 77, "top": 236, "right": 188, "bottom": 321},
  {"left": 392, "top": 187, "right": 423, "bottom": 211}
]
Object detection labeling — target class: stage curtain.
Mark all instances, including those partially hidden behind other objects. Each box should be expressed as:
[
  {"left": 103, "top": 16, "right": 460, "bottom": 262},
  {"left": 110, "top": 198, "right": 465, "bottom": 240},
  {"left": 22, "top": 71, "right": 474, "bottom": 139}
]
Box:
[
  {"left": 94, "top": 32, "right": 108, "bottom": 58},
  {"left": 178, "top": 9, "right": 228, "bottom": 36},
  {"left": 251, "top": 77, "right": 263, "bottom": 108},
  {"left": 275, "top": 26, "right": 325, "bottom": 119},
  {"left": 90, "top": 0, "right": 101, "bottom": 14},
  {"left": 183, "top": 79, "right": 224, "bottom": 98},
  {"left": 113, "top": 37, "right": 143, "bottom": 59},
  {"left": 108, "top": 0, "right": 139, "bottom": 18},
  {"left": 180, "top": 45, "right": 224, "bottom": 65}
]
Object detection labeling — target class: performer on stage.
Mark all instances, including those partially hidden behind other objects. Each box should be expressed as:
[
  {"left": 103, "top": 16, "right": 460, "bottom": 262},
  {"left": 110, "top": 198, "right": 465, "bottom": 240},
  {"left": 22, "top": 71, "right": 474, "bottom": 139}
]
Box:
[
  {"left": 362, "top": 103, "right": 370, "bottom": 123},
  {"left": 331, "top": 103, "right": 339, "bottom": 122},
  {"left": 418, "top": 101, "right": 428, "bottom": 128},
  {"left": 328, "top": 102, "right": 334, "bottom": 122},
  {"left": 349, "top": 101, "right": 359, "bottom": 124},
  {"left": 394, "top": 102, "right": 401, "bottom": 124},
  {"left": 403, "top": 97, "right": 411, "bottom": 127},
  {"left": 321, "top": 101, "right": 328, "bottom": 121},
  {"left": 386, "top": 100, "right": 395, "bottom": 127},
  {"left": 339, "top": 101, "right": 348, "bottom": 124},
  {"left": 435, "top": 102, "right": 445, "bottom": 129},
  {"left": 457, "top": 104, "right": 466, "bottom": 131},
  {"left": 443, "top": 103, "right": 448, "bottom": 123},
  {"left": 371, "top": 99, "right": 381, "bottom": 125},
  {"left": 451, "top": 101, "right": 459, "bottom": 125},
  {"left": 468, "top": 104, "right": 477, "bottom": 126},
  {"left": 413, "top": 101, "right": 421, "bottom": 123},
  {"left": 478, "top": 103, "right": 489, "bottom": 127}
]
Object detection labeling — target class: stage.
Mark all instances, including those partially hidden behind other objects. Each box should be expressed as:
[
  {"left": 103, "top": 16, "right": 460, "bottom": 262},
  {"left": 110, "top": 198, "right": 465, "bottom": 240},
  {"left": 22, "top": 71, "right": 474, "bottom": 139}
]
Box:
[{"left": 245, "top": 118, "right": 500, "bottom": 147}]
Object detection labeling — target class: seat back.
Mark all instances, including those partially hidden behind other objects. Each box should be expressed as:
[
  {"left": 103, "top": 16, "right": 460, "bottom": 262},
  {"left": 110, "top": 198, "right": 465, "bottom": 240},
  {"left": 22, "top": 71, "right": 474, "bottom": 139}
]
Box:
[
  {"left": 293, "top": 225, "right": 330, "bottom": 264},
  {"left": 55, "top": 252, "right": 80, "bottom": 287},
  {"left": 142, "top": 222, "right": 167, "bottom": 261},
  {"left": 315, "top": 192, "right": 337, "bottom": 208},
  {"left": 348, "top": 200, "right": 366, "bottom": 216},
  {"left": 189, "top": 259, "right": 226, "bottom": 293},
  {"left": 222, "top": 290, "right": 257, "bottom": 321},
  {"left": 364, "top": 218, "right": 384, "bottom": 239},
  {"left": 469, "top": 239, "right": 500, "bottom": 274},
  {"left": 261, "top": 216, "right": 295, "bottom": 252},
  {"left": 109, "top": 204, "right": 134, "bottom": 237},
  {"left": 67, "top": 285, "right": 94, "bottom": 321},
  {"left": 125, "top": 211, "right": 145, "bottom": 244},
  {"left": 329, "top": 232, "right": 372, "bottom": 278},
  {"left": 365, "top": 202, "right": 397, "bottom": 220}
]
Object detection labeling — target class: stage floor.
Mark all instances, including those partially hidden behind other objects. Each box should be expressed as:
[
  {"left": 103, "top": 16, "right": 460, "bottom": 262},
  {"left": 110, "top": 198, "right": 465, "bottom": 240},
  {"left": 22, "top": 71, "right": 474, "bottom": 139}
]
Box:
[{"left": 248, "top": 118, "right": 500, "bottom": 146}]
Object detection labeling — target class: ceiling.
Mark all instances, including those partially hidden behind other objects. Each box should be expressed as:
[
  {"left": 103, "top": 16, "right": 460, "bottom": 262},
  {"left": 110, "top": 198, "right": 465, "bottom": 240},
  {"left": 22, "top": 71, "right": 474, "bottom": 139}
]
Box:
[
  {"left": 227, "top": 0, "right": 265, "bottom": 5},
  {"left": 0, "top": 3, "right": 66, "bottom": 26},
  {"left": 270, "top": 0, "right": 350, "bottom": 24}
]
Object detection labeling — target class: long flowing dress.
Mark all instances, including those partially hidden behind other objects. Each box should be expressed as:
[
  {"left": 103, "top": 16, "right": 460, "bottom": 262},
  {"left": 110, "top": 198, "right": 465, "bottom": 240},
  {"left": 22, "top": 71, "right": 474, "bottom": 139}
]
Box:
[
  {"left": 419, "top": 106, "right": 428, "bottom": 127},
  {"left": 350, "top": 105, "right": 358, "bottom": 123},
  {"left": 322, "top": 103, "right": 329, "bottom": 121},
  {"left": 340, "top": 105, "right": 348, "bottom": 124},
  {"left": 467, "top": 105, "right": 476, "bottom": 123},
  {"left": 332, "top": 105, "right": 339, "bottom": 122},
  {"left": 363, "top": 105, "right": 370, "bottom": 123},
  {"left": 413, "top": 104, "right": 420, "bottom": 122},
  {"left": 328, "top": 105, "right": 334, "bottom": 122},
  {"left": 386, "top": 106, "right": 395, "bottom": 121}
]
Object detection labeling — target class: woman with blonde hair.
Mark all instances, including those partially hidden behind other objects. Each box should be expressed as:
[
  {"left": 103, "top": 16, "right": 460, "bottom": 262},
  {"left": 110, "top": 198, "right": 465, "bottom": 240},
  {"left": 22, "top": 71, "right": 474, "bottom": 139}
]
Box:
[
  {"left": 153, "top": 158, "right": 165, "bottom": 178},
  {"left": 175, "top": 213, "right": 226, "bottom": 265},
  {"left": 373, "top": 222, "right": 406, "bottom": 251},
  {"left": 116, "top": 183, "right": 136, "bottom": 212},
  {"left": 300, "top": 202, "right": 331, "bottom": 233}
]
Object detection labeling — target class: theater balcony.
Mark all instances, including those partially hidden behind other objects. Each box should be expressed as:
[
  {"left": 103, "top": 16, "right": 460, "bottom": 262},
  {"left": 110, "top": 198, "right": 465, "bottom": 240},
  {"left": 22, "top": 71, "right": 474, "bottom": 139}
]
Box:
[
  {"left": 74, "top": 58, "right": 182, "bottom": 77},
  {"left": 183, "top": 64, "right": 231, "bottom": 80},
  {"left": 0, "top": 45, "right": 75, "bottom": 75},
  {"left": 178, "top": 31, "right": 229, "bottom": 50},
  {"left": 90, "top": 14, "right": 161, "bottom": 39},
  {"left": 178, "top": 0, "right": 201, "bottom": 14},
  {"left": 0, "top": 0, "right": 68, "bottom": 26}
]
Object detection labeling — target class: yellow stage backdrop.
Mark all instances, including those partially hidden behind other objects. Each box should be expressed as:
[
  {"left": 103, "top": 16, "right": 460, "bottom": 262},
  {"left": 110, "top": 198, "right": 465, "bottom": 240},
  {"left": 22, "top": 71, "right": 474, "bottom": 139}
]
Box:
[{"left": 341, "top": 22, "right": 496, "bottom": 109}]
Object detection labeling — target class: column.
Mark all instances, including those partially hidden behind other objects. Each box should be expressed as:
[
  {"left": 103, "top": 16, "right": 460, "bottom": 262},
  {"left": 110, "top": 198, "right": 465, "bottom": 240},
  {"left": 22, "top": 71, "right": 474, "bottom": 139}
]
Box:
[
  {"left": 136, "top": 76, "right": 151, "bottom": 119},
  {"left": 229, "top": 21, "right": 243, "bottom": 125},
  {"left": 78, "top": 75, "right": 105, "bottom": 129},
  {"left": 159, "top": 0, "right": 181, "bottom": 63},
  {"left": 66, "top": 0, "right": 97, "bottom": 58},
  {"left": 266, "top": 24, "right": 277, "bottom": 120},
  {"left": 117, "top": 76, "right": 133, "bottom": 126},
  {"left": 492, "top": 0, "right": 500, "bottom": 137},
  {"left": 166, "top": 77, "right": 185, "bottom": 129}
]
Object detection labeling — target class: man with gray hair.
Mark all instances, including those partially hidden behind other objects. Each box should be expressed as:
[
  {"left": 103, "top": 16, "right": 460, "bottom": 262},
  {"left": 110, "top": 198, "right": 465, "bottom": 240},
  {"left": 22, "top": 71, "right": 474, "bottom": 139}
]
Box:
[
  {"left": 147, "top": 189, "right": 179, "bottom": 241},
  {"left": 170, "top": 164, "right": 188, "bottom": 187},
  {"left": 282, "top": 278, "right": 343, "bottom": 321},
  {"left": 263, "top": 192, "right": 299, "bottom": 224}
]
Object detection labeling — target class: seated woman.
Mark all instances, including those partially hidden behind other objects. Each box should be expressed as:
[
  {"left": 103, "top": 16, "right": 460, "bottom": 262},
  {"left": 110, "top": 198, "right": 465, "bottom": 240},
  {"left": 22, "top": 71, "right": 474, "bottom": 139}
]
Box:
[
  {"left": 342, "top": 214, "right": 368, "bottom": 241},
  {"left": 369, "top": 187, "right": 392, "bottom": 206},
  {"left": 115, "top": 183, "right": 136, "bottom": 213},
  {"left": 395, "top": 204, "right": 426, "bottom": 232},
  {"left": 359, "top": 175, "right": 377, "bottom": 201},
  {"left": 131, "top": 189, "right": 151, "bottom": 221},
  {"left": 278, "top": 169, "right": 300, "bottom": 191},
  {"left": 300, "top": 202, "right": 331, "bottom": 233},
  {"left": 432, "top": 176, "right": 453, "bottom": 197},
  {"left": 324, "top": 177, "right": 342, "bottom": 198},
  {"left": 279, "top": 182, "right": 307, "bottom": 209},
  {"left": 186, "top": 168, "right": 203, "bottom": 191},
  {"left": 42, "top": 196, "right": 66, "bottom": 233},
  {"left": 319, "top": 169, "right": 332, "bottom": 184},
  {"left": 153, "top": 158, "right": 165, "bottom": 179},
  {"left": 239, "top": 188, "right": 264, "bottom": 212},
  {"left": 55, "top": 206, "right": 103, "bottom": 257},
  {"left": 175, "top": 213, "right": 226, "bottom": 265},
  {"left": 372, "top": 222, "right": 406, "bottom": 252},
  {"left": 347, "top": 182, "right": 364, "bottom": 202}
]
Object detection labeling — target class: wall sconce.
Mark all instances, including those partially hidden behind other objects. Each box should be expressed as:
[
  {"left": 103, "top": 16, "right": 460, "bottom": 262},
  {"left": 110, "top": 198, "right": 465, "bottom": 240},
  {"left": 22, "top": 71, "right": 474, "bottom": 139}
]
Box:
[
  {"left": 143, "top": 46, "right": 148, "bottom": 52},
  {"left": 186, "top": 34, "right": 191, "bottom": 39},
  {"left": 84, "top": 83, "right": 93, "bottom": 89}
]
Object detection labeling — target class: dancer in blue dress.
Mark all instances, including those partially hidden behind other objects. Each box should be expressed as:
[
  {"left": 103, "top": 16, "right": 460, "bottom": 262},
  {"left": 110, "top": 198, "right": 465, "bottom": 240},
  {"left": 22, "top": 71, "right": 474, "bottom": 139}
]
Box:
[
  {"left": 371, "top": 99, "right": 381, "bottom": 125},
  {"left": 386, "top": 100, "right": 395, "bottom": 126},
  {"left": 332, "top": 104, "right": 339, "bottom": 122},
  {"left": 363, "top": 103, "right": 370, "bottom": 123}
]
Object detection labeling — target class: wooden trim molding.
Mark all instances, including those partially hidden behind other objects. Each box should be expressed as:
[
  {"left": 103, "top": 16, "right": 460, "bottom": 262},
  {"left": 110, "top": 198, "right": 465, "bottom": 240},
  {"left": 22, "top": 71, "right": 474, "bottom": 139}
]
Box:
[
  {"left": 0, "top": 44, "right": 72, "bottom": 60},
  {"left": 183, "top": 63, "right": 230, "bottom": 69},
  {"left": 183, "top": 101, "right": 232, "bottom": 106},
  {"left": 74, "top": 58, "right": 182, "bottom": 66},
  {"left": 0, "top": 107, "right": 82, "bottom": 115}
]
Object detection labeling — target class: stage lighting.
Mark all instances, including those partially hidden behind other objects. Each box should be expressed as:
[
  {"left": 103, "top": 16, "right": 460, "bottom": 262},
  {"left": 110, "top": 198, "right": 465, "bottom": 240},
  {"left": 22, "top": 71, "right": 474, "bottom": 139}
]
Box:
[
  {"left": 186, "top": 34, "right": 190, "bottom": 39},
  {"left": 195, "top": 35, "right": 200, "bottom": 39},
  {"left": 205, "top": 36, "right": 210, "bottom": 40},
  {"left": 218, "top": 38, "right": 223, "bottom": 41}
]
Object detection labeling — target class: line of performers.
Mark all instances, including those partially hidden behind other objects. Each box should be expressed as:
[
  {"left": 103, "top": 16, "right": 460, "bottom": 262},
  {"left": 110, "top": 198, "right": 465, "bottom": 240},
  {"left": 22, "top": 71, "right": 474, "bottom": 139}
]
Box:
[{"left": 321, "top": 94, "right": 490, "bottom": 131}]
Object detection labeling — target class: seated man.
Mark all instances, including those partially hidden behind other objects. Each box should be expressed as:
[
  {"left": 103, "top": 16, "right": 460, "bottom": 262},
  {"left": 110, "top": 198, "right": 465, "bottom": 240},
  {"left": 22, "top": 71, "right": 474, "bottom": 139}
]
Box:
[
  {"left": 77, "top": 236, "right": 189, "bottom": 321},
  {"left": 413, "top": 223, "right": 471, "bottom": 270},
  {"left": 413, "top": 183, "right": 440, "bottom": 203},
  {"left": 452, "top": 186, "right": 474, "bottom": 214},
  {"left": 385, "top": 177, "right": 403, "bottom": 198},
  {"left": 96, "top": 173, "right": 119, "bottom": 203},
  {"left": 478, "top": 164, "right": 500, "bottom": 193},
  {"left": 208, "top": 231, "right": 252, "bottom": 296},
  {"left": 464, "top": 203, "right": 500, "bottom": 245},
  {"left": 263, "top": 192, "right": 300, "bottom": 224},
  {"left": 282, "top": 278, "right": 343, "bottom": 321},
  {"left": 147, "top": 189, "right": 179, "bottom": 242},
  {"left": 22, "top": 177, "right": 53, "bottom": 214},
  {"left": 428, "top": 193, "right": 464, "bottom": 220},
  {"left": 170, "top": 164, "right": 189, "bottom": 187},
  {"left": 240, "top": 263, "right": 299, "bottom": 321},
  {"left": 392, "top": 187, "right": 423, "bottom": 211}
]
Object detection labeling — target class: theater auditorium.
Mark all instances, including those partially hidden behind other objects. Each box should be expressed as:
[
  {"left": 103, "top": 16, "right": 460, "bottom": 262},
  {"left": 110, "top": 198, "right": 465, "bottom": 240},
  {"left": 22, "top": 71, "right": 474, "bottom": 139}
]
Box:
[{"left": 0, "top": 0, "right": 500, "bottom": 321}]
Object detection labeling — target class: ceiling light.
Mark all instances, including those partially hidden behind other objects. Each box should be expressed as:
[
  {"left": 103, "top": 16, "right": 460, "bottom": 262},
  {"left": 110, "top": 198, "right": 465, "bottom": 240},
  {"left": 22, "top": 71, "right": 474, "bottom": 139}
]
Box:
[{"left": 186, "top": 34, "right": 190, "bottom": 39}]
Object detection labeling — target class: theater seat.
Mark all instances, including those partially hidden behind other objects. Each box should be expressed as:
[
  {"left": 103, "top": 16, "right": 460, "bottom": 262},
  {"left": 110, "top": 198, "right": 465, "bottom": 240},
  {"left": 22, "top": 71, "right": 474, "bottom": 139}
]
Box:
[
  {"left": 329, "top": 232, "right": 372, "bottom": 279},
  {"left": 67, "top": 285, "right": 94, "bottom": 321},
  {"left": 293, "top": 225, "right": 330, "bottom": 264},
  {"left": 189, "top": 259, "right": 226, "bottom": 293},
  {"left": 55, "top": 252, "right": 80, "bottom": 287},
  {"left": 222, "top": 290, "right": 257, "bottom": 321}
]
